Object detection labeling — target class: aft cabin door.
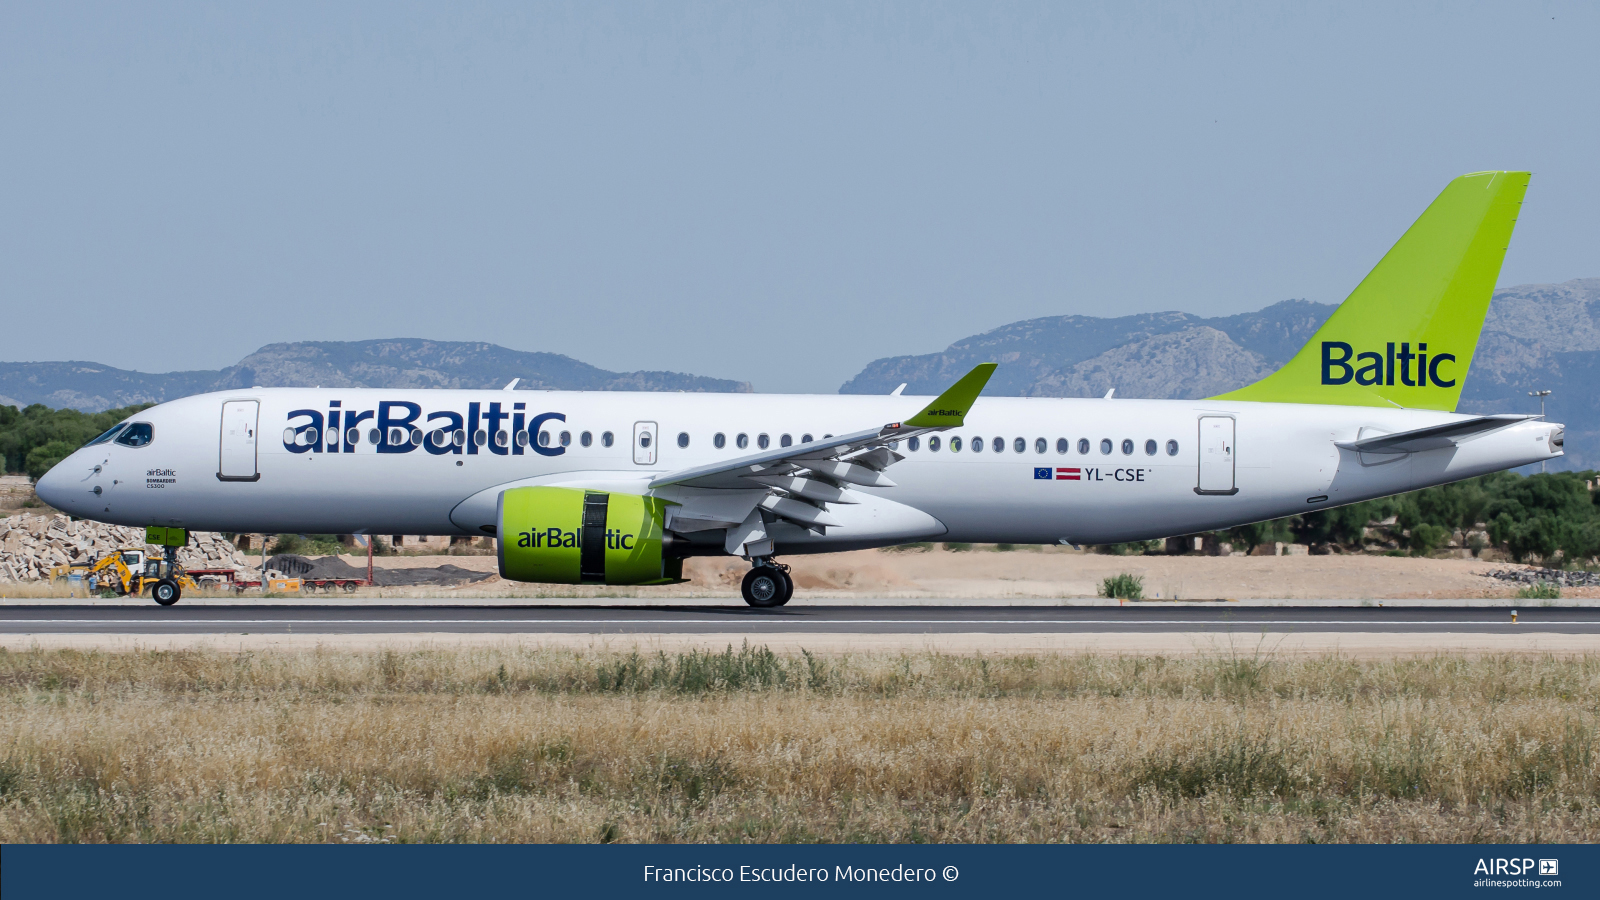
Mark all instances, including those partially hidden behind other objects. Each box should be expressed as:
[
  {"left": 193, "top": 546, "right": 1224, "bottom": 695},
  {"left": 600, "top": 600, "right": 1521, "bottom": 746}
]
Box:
[
  {"left": 218, "top": 400, "right": 261, "bottom": 481},
  {"left": 1196, "top": 416, "right": 1237, "bottom": 495},
  {"left": 632, "top": 421, "right": 658, "bottom": 465}
]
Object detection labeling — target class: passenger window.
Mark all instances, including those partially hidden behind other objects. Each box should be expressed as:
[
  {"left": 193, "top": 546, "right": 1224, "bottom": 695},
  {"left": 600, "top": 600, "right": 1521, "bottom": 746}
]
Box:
[
  {"left": 908, "top": 436, "right": 920, "bottom": 452},
  {"left": 1145, "top": 439, "right": 1157, "bottom": 456},
  {"left": 951, "top": 436, "right": 963, "bottom": 452},
  {"left": 601, "top": 431, "right": 614, "bottom": 448},
  {"left": 780, "top": 434, "right": 793, "bottom": 448},
  {"left": 639, "top": 432, "right": 651, "bottom": 448},
  {"left": 493, "top": 430, "right": 508, "bottom": 448},
  {"left": 737, "top": 433, "right": 749, "bottom": 449},
  {"left": 972, "top": 436, "right": 984, "bottom": 453},
  {"left": 371, "top": 428, "right": 384, "bottom": 446},
  {"left": 1167, "top": 439, "right": 1179, "bottom": 456},
  {"left": 1099, "top": 439, "right": 1112, "bottom": 455},
  {"left": 453, "top": 430, "right": 466, "bottom": 447},
  {"left": 1010, "top": 437, "right": 1021, "bottom": 453},
  {"left": 1121, "top": 439, "right": 1134, "bottom": 455},
  {"left": 1078, "top": 438, "right": 1090, "bottom": 454},
  {"left": 801, "top": 433, "right": 813, "bottom": 443},
  {"left": 993, "top": 437, "right": 1005, "bottom": 453},
  {"left": 538, "top": 431, "right": 551, "bottom": 447},
  {"left": 758, "top": 434, "right": 770, "bottom": 449},
  {"left": 474, "top": 430, "right": 487, "bottom": 447},
  {"left": 714, "top": 432, "right": 726, "bottom": 449},
  {"left": 1035, "top": 438, "right": 1046, "bottom": 454},
  {"left": 1056, "top": 438, "right": 1068, "bottom": 454},
  {"left": 929, "top": 436, "right": 941, "bottom": 452},
  {"left": 677, "top": 432, "right": 690, "bottom": 448},
  {"left": 581, "top": 431, "right": 593, "bottom": 447},
  {"left": 560, "top": 431, "right": 572, "bottom": 447}
]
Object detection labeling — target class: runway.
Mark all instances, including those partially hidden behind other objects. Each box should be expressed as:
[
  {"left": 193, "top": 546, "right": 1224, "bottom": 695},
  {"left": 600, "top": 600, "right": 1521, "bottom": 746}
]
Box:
[{"left": 1, "top": 604, "right": 1595, "bottom": 635}]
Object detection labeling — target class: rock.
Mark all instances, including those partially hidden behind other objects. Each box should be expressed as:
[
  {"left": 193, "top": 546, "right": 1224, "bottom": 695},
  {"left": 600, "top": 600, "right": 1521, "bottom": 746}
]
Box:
[{"left": 0, "top": 513, "right": 244, "bottom": 582}]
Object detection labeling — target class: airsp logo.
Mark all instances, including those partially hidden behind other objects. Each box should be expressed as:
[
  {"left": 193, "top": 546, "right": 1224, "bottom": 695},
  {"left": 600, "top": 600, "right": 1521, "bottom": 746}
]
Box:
[{"left": 1473, "top": 858, "right": 1547, "bottom": 876}]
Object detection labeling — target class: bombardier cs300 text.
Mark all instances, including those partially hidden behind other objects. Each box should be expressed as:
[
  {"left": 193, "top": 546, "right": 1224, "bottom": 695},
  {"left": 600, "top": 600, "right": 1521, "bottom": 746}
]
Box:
[{"left": 37, "top": 171, "right": 1563, "bottom": 606}]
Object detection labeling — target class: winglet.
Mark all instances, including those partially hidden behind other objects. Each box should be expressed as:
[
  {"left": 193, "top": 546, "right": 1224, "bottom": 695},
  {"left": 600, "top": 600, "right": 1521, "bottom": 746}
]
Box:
[{"left": 903, "top": 363, "right": 997, "bottom": 428}]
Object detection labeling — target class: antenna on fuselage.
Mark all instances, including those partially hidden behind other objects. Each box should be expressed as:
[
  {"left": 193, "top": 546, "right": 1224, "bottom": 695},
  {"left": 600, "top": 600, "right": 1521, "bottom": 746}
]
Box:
[{"left": 503, "top": 378, "right": 520, "bottom": 391}]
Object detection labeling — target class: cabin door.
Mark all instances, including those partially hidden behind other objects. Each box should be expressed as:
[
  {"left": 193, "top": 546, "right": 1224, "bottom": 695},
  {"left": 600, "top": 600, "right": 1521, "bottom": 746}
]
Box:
[
  {"left": 219, "top": 400, "right": 261, "bottom": 481},
  {"left": 632, "top": 421, "right": 658, "bottom": 465},
  {"left": 1196, "top": 416, "right": 1236, "bottom": 495}
]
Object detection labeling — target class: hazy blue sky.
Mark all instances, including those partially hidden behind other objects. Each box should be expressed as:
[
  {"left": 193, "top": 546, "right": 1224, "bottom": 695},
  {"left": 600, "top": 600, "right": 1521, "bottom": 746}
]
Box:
[{"left": 2, "top": 2, "right": 1595, "bottom": 392}]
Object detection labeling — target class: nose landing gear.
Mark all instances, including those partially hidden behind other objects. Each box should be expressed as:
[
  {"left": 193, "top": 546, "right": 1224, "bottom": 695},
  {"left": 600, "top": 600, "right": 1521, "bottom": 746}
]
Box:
[{"left": 741, "top": 561, "right": 793, "bottom": 608}]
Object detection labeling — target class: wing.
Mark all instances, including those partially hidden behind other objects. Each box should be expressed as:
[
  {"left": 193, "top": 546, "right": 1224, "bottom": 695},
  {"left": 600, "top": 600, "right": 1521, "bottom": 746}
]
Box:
[
  {"left": 649, "top": 364, "right": 996, "bottom": 555},
  {"left": 1334, "top": 414, "right": 1535, "bottom": 454}
]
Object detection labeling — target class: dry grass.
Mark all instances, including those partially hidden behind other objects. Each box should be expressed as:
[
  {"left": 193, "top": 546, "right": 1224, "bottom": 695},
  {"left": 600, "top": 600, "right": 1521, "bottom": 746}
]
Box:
[{"left": 1, "top": 643, "right": 1598, "bottom": 843}]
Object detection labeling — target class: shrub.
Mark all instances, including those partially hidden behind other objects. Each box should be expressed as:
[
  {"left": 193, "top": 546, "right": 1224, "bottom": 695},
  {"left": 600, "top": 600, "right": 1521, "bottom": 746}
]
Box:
[
  {"left": 1099, "top": 573, "right": 1144, "bottom": 601},
  {"left": 1408, "top": 523, "right": 1451, "bottom": 556},
  {"left": 1515, "top": 581, "right": 1561, "bottom": 600}
]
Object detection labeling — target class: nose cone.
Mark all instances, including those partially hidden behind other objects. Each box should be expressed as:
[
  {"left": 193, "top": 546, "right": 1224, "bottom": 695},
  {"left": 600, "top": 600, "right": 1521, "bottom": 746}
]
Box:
[{"left": 34, "top": 457, "right": 78, "bottom": 512}]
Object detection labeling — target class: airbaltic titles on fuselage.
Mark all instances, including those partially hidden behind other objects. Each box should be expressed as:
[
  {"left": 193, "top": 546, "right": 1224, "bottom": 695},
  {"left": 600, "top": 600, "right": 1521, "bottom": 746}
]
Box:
[{"left": 282, "top": 400, "right": 567, "bottom": 457}]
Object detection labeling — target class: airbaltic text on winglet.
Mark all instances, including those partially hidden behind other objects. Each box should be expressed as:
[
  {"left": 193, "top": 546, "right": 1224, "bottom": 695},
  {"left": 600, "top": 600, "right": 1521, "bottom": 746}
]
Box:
[
  {"left": 921, "top": 408, "right": 963, "bottom": 417},
  {"left": 1320, "top": 341, "right": 1457, "bottom": 388}
]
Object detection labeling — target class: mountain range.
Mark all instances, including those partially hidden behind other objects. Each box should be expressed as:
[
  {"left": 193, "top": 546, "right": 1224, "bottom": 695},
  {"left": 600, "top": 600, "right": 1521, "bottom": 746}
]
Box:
[
  {"left": 842, "top": 278, "right": 1600, "bottom": 469},
  {"left": 4, "top": 278, "right": 1596, "bottom": 468},
  {"left": 0, "top": 339, "right": 751, "bottom": 411}
]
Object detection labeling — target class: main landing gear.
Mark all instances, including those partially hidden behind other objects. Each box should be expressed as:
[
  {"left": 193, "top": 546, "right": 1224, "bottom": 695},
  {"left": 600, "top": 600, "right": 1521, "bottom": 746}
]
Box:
[{"left": 741, "top": 562, "right": 793, "bottom": 608}]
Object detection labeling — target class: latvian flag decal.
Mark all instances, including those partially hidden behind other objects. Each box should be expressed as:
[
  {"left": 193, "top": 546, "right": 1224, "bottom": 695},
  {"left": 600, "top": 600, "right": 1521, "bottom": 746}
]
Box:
[{"left": 1035, "top": 467, "right": 1082, "bottom": 480}]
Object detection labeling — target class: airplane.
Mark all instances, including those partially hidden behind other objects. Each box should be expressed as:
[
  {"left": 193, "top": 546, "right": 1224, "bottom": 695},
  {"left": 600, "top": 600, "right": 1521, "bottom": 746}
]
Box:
[{"left": 36, "top": 170, "right": 1562, "bottom": 607}]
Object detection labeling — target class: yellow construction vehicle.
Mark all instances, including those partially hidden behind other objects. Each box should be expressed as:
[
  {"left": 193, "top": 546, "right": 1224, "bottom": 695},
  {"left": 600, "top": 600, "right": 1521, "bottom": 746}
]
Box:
[{"left": 53, "top": 548, "right": 200, "bottom": 604}]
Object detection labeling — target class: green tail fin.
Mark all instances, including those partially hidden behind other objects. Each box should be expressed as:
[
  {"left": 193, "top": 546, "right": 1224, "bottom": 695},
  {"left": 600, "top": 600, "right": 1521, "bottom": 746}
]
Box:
[{"left": 1214, "top": 170, "right": 1529, "bottom": 411}]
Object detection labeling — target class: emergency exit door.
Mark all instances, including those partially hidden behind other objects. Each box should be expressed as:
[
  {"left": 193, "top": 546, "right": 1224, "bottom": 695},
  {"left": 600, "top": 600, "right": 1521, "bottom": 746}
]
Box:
[
  {"left": 219, "top": 400, "right": 261, "bottom": 481},
  {"left": 632, "top": 421, "right": 658, "bottom": 465},
  {"left": 1196, "top": 416, "right": 1237, "bottom": 495}
]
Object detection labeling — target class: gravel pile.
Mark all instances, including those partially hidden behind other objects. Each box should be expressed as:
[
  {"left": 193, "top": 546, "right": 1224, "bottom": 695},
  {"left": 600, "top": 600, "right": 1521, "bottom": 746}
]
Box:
[
  {"left": 266, "top": 553, "right": 496, "bottom": 587},
  {"left": 1485, "top": 567, "right": 1600, "bottom": 588},
  {"left": 0, "top": 513, "right": 250, "bottom": 583}
]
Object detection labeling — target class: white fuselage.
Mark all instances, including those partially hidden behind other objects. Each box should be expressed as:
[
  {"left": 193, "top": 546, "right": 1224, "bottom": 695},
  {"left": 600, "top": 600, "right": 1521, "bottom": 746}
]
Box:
[{"left": 37, "top": 388, "right": 1564, "bottom": 551}]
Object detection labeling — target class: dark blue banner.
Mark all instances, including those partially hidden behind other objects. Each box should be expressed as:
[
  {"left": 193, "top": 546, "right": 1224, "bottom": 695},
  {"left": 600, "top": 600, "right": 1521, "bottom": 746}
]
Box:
[{"left": 3, "top": 844, "right": 1591, "bottom": 899}]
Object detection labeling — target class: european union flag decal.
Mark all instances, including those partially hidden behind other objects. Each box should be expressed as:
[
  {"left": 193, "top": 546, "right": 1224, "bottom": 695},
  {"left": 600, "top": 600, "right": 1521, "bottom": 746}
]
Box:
[{"left": 1034, "top": 467, "right": 1052, "bottom": 480}]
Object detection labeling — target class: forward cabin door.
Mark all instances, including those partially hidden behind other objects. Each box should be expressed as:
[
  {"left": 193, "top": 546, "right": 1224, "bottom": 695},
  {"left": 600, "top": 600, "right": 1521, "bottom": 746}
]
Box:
[
  {"left": 1196, "top": 416, "right": 1237, "bottom": 495},
  {"left": 632, "top": 421, "right": 658, "bottom": 465},
  {"left": 218, "top": 400, "right": 261, "bottom": 481}
]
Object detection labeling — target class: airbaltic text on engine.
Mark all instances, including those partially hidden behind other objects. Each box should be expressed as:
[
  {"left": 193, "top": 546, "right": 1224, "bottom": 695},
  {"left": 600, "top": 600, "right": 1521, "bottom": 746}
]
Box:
[{"left": 516, "top": 528, "right": 636, "bottom": 550}]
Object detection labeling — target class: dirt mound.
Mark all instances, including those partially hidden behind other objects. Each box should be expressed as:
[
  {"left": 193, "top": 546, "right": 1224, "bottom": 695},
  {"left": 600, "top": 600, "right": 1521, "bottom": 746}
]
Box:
[{"left": 266, "top": 554, "right": 496, "bottom": 587}]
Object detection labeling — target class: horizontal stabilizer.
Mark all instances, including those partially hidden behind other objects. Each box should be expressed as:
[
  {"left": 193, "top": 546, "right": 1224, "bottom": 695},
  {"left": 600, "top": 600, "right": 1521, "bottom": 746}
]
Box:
[{"left": 1335, "top": 414, "right": 1534, "bottom": 454}]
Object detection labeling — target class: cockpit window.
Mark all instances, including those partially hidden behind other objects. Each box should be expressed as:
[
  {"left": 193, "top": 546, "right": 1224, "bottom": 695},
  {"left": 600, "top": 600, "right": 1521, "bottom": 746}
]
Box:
[
  {"left": 114, "top": 423, "right": 154, "bottom": 448},
  {"left": 84, "top": 423, "right": 128, "bottom": 447}
]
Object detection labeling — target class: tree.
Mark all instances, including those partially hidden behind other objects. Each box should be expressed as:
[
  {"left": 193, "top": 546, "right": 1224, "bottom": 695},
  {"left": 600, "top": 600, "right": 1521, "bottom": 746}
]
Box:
[{"left": 24, "top": 441, "right": 77, "bottom": 481}]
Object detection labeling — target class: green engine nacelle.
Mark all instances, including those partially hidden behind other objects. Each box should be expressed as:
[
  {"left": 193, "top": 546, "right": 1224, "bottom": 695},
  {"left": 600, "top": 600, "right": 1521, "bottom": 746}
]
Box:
[{"left": 496, "top": 486, "right": 684, "bottom": 585}]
